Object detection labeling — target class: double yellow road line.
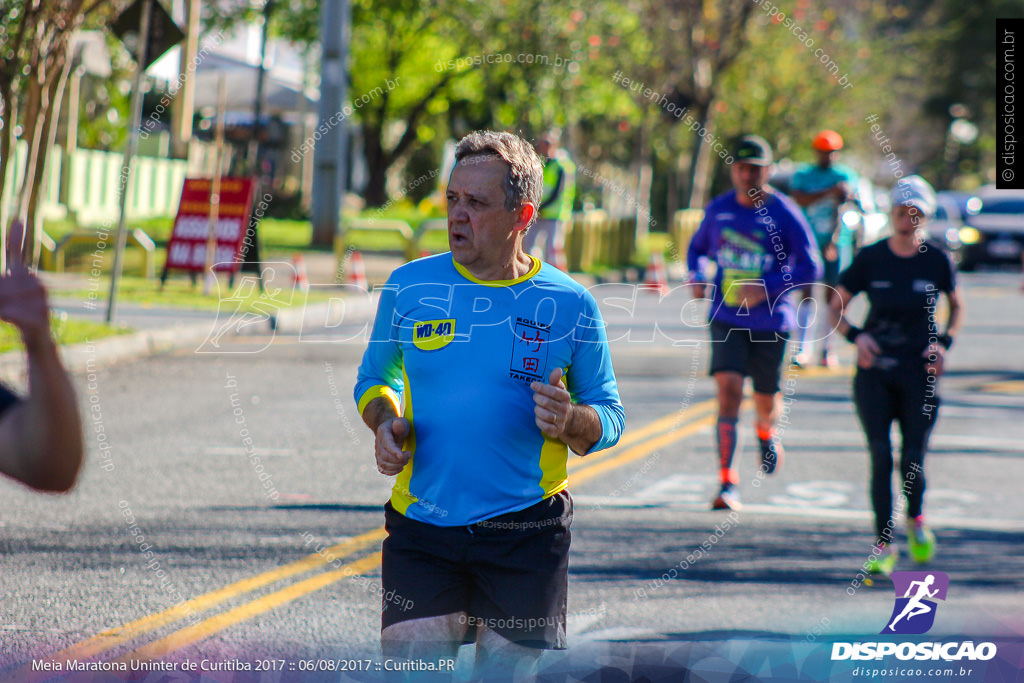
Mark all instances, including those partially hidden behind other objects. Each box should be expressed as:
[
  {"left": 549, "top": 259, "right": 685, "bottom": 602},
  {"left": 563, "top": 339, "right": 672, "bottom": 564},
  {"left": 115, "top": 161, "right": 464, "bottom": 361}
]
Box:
[{"left": 24, "top": 400, "right": 717, "bottom": 674}]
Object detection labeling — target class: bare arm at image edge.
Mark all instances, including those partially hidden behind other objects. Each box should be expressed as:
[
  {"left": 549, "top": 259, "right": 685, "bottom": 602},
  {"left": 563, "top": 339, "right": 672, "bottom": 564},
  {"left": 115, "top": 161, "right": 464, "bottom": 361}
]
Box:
[{"left": 0, "top": 221, "right": 83, "bottom": 492}]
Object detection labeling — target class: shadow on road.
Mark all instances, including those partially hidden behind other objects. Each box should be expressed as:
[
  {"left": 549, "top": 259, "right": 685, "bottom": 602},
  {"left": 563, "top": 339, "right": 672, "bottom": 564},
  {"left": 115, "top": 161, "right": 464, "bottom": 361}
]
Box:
[{"left": 571, "top": 516, "right": 1024, "bottom": 591}]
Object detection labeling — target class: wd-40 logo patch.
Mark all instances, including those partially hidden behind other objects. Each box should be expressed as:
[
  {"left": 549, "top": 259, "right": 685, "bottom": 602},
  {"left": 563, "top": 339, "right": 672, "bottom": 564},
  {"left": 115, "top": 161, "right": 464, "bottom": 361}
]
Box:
[
  {"left": 413, "top": 319, "right": 455, "bottom": 351},
  {"left": 882, "top": 572, "right": 949, "bottom": 635}
]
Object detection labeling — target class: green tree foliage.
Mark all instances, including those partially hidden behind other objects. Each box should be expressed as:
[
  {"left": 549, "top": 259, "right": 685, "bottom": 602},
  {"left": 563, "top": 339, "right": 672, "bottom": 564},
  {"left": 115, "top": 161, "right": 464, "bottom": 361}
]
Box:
[
  {"left": 206, "top": 0, "right": 1007, "bottom": 217},
  {"left": 914, "top": 0, "right": 1023, "bottom": 187},
  {"left": 716, "top": 3, "right": 891, "bottom": 171},
  {"left": 206, "top": 0, "right": 489, "bottom": 207},
  {"left": 0, "top": 0, "right": 123, "bottom": 265}
]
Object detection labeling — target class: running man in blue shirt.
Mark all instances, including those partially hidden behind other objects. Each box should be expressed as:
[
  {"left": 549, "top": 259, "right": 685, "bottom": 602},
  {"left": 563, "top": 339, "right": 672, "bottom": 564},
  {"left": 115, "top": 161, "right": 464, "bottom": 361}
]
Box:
[
  {"left": 355, "top": 131, "right": 623, "bottom": 679},
  {"left": 687, "top": 136, "right": 822, "bottom": 510}
]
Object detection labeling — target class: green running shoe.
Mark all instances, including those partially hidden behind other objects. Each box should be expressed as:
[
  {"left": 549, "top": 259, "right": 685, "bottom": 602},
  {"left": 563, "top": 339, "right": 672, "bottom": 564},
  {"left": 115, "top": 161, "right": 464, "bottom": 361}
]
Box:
[
  {"left": 907, "top": 518, "right": 936, "bottom": 564},
  {"left": 866, "top": 543, "right": 898, "bottom": 576}
]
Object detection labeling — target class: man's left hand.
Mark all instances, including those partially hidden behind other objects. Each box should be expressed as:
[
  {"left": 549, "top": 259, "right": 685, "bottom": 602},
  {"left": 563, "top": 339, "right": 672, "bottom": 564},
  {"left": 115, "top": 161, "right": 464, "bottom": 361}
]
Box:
[
  {"left": 736, "top": 283, "right": 768, "bottom": 308},
  {"left": 923, "top": 343, "right": 945, "bottom": 377},
  {"left": 531, "top": 368, "right": 571, "bottom": 439}
]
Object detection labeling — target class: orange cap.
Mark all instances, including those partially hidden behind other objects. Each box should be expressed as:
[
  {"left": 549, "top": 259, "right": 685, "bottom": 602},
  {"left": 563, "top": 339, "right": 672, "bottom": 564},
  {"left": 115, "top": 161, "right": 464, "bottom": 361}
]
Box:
[{"left": 812, "top": 130, "right": 844, "bottom": 152}]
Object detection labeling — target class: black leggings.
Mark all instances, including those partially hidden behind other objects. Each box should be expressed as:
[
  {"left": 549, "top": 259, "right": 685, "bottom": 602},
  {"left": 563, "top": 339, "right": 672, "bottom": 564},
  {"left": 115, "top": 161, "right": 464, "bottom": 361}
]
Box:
[{"left": 854, "top": 362, "right": 940, "bottom": 543}]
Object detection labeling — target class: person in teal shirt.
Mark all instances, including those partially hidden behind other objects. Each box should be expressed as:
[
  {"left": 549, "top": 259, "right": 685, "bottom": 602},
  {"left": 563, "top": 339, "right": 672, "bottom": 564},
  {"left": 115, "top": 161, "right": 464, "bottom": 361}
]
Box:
[
  {"left": 790, "top": 129, "right": 859, "bottom": 368},
  {"left": 355, "top": 131, "right": 622, "bottom": 677}
]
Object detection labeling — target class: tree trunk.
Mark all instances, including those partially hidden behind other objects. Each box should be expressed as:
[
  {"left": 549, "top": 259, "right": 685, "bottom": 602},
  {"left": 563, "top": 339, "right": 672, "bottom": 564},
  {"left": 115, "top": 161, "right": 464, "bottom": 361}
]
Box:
[
  {"left": 0, "top": 0, "right": 91, "bottom": 266},
  {"left": 666, "top": 165, "right": 678, "bottom": 233},
  {"left": 685, "top": 102, "right": 717, "bottom": 210},
  {"left": 0, "top": 87, "right": 17, "bottom": 270},
  {"left": 15, "top": 65, "right": 44, "bottom": 261},
  {"left": 18, "top": 40, "right": 71, "bottom": 265},
  {"left": 28, "top": 48, "right": 73, "bottom": 267},
  {"left": 361, "top": 123, "right": 388, "bottom": 207},
  {"left": 634, "top": 118, "right": 653, "bottom": 245}
]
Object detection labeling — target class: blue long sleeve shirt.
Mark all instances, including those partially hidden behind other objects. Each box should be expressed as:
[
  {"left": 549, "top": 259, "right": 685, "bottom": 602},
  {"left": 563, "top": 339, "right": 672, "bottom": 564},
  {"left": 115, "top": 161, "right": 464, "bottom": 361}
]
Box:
[{"left": 355, "top": 253, "right": 624, "bottom": 526}]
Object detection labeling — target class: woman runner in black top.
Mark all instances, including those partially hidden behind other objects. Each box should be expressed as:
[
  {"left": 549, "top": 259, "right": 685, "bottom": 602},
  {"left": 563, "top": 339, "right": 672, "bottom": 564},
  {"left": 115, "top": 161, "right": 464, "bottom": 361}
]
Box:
[{"left": 830, "top": 175, "right": 963, "bottom": 575}]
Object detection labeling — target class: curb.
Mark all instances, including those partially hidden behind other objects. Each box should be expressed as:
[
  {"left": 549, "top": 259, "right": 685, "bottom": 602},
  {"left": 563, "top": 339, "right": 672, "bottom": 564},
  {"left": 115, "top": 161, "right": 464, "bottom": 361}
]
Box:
[
  {"left": 1, "top": 268, "right": 640, "bottom": 383},
  {"left": 0, "top": 319, "right": 217, "bottom": 383},
  {"left": 270, "top": 293, "right": 380, "bottom": 334},
  {"left": 592, "top": 266, "right": 644, "bottom": 285},
  {"left": 0, "top": 295, "right": 382, "bottom": 383}
]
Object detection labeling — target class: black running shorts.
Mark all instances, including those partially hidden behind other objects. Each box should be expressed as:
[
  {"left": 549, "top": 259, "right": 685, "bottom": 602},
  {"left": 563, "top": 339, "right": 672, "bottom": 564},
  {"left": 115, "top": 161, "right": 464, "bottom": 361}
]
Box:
[
  {"left": 381, "top": 490, "right": 572, "bottom": 649},
  {"left": 709, "top": 321, "right": 789, "bottom": 394}
]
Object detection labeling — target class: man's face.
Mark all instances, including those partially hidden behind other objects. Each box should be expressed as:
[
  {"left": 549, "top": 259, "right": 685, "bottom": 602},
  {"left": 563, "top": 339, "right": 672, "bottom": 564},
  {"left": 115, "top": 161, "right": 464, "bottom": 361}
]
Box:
[
  {"left": 535, "top": 138, "right": 554, "bottom": 159},
  {"left": 891, "top": 203, "right": 924, "bottom": 237},
  {"left": 730, "top": 162, "right": 770, "bottom": 197},
  {"left": 447, "top": 156, "right": 530, "bottom": 270},
  {"left": 815, "top": 149, "right": 835, "bottom": 167}
]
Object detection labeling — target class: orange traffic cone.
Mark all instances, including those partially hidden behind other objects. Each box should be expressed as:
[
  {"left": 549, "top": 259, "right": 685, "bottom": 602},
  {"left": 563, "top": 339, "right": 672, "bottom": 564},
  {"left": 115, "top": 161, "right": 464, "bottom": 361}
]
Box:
[
  {"left": 347, "top": 250, "right": 368, "bottom": 291},
  {"left": 642, "top": 251, "right": 668, "bottom": 295},
  {"left": 292, "top": 253, "right": 310, "bottom": 293}
]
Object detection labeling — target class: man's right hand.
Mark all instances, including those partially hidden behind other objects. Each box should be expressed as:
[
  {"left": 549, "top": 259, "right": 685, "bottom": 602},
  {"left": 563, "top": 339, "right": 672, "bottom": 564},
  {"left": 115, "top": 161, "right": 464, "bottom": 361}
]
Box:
[
  {"left": 375, "top": 417, "right": 412, "bottom": 475},
  {"left": 854, "top": 332, "right": 881, "bottom": 369},
  {"left": 823, "top": 240, "right": 839, "bottom": 262},
  {"left": 0, "top": 220, "right": 51, "bottom": 350}
]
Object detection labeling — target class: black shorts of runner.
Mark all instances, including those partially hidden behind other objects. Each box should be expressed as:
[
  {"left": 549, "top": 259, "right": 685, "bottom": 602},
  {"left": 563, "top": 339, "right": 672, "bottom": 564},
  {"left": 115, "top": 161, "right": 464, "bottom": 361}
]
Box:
[
  {"left": 708, "top": 321, "right": 789, "bottom": 394},
  {"left": 381, "top": 490, "right": 572, "bottom": 650}
]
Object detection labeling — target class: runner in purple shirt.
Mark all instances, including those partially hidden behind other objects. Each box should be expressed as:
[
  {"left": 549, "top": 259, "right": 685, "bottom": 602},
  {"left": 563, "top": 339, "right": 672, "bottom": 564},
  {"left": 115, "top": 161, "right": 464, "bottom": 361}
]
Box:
[{"left": 687, "top": 135, "right": 822, "bottom": 510}]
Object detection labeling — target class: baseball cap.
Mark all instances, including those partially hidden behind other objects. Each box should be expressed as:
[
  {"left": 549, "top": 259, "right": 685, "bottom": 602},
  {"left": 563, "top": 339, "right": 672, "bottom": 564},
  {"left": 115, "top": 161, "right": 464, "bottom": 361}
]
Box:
[
  {"left": 890, "top": 175, "right": 937, "bottom": 217},
  {"left": 733, "top": 135, "right": 773, "bottom": 166},
  {"left": 812, "top": 130, "right": 844, "bottom": 152}
]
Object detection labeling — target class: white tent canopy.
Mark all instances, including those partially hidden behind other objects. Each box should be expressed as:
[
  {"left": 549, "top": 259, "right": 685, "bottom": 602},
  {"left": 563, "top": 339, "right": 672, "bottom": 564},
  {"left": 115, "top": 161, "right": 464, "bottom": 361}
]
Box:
[{"left": 188, "top": 52, "right": 317, "bottom": 121}]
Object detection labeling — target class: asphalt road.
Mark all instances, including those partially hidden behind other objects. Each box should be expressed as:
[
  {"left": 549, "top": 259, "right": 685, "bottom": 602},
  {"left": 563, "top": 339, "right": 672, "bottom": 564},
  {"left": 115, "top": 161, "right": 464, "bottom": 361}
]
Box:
[{"left": 1, "top": 270, "right": 1022, "bottom": 682}]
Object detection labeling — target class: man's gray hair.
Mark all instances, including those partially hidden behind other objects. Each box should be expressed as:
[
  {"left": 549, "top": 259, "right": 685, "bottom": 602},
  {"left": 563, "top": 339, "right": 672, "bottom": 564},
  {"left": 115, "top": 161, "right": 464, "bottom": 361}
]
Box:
[{"left": 454, "top": 131, "right": 543, "bottom": 221}]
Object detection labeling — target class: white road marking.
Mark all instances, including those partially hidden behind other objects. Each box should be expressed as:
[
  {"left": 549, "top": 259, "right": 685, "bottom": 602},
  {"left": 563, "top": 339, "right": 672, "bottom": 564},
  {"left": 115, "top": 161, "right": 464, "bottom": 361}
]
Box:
[
  {"left": 578, "top": 482, "right": 1019, "bottom": 531},
  {"left": 780, "top": 429, "right": 1024, "bottom": 452},
  {"left": 768, "top": 481, "right": 855, "bottom": 508},
  {"left": 565, "top": 614, "right": 605, "bottom": 636},
  {"left": 201, "top": 447, "right": 297, "bottom": 457},
  {"left": 634, "top": 474, "right": 713, "bottom": 500},
  {"left": 740, "top": 504, "right": 1024, "bottom": 532},
  {"left": 568, "top": 627, "right": 660, "bottom": 644}
]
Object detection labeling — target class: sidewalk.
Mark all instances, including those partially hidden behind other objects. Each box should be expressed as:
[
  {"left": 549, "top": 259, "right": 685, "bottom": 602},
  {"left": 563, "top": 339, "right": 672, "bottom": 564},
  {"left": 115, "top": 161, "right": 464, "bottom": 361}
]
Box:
[{"left": 0, "top": 252, "right": 382, "bottom": 382}]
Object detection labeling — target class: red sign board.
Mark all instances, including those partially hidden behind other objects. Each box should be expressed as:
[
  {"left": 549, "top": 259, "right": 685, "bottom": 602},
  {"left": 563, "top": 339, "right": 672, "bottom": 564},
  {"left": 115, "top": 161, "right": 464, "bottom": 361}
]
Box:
[{"left": 164, "top": 177, "right": 256, "bottom": 273}]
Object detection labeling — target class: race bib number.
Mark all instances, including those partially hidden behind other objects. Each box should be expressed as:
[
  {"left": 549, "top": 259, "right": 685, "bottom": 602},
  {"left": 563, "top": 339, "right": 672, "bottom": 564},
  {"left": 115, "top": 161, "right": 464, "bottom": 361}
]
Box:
[{"left": 721, "top": 269, "right": 762, "bottom": 308}]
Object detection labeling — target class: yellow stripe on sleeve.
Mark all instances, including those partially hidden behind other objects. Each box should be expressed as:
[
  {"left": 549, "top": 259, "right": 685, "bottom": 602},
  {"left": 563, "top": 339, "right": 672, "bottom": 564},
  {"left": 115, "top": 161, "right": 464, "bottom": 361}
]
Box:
[
  {"left": 357, "top": 385, "right": 401, "bottom": 417},
  {"left": 390, "top": 367, "right": 417, "bottom": 515}
]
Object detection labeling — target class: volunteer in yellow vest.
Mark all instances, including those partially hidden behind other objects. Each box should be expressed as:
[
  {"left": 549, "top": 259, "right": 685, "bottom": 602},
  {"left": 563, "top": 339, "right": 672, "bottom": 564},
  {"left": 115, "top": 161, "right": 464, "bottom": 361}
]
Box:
[{"left": 523, "top": 131, "right": 576, "bottom": 265}]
